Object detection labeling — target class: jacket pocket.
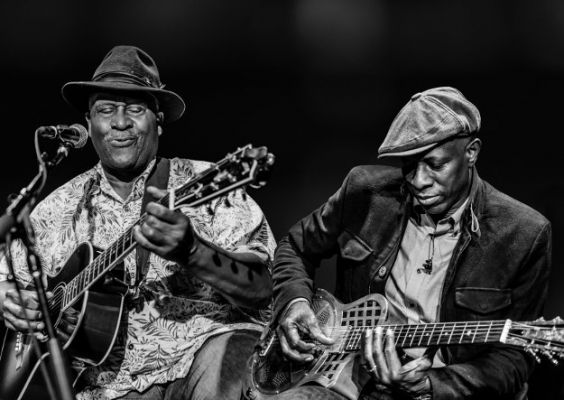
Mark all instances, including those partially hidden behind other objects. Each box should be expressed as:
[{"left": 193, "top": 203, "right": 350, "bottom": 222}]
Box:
[
  {"left": 455, "top": 287, "right": 512, "bottom": 315},
  {"left": 337, "top": 230, "right": 373, "bottom": 262}
]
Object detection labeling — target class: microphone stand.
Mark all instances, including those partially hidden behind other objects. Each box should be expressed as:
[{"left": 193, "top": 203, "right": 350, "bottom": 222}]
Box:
[{"left": 1, "top": 139, "right": 76, "bottom": 400}]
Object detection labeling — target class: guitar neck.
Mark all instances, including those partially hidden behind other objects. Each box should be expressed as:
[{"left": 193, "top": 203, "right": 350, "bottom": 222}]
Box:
[{"left": 341, "top": 320, "right": 509, "bottom": 352}]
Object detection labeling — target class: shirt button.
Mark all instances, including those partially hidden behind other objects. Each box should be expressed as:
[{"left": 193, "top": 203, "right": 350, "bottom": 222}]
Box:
[
  {"left": 128, "top": 343, "right": 134, "bottom": 350},
  {"left": 378, "top": 267, "right": 387, "bottom": 278}
]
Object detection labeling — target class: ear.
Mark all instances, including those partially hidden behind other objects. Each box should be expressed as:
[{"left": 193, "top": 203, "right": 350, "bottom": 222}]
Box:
[
  {"left": 85, "top": 112, "right": 92, "bottom": 137},
  {"left": 465, "top": 137, "right": 482, "bottom": 167},
  {"left": 156, "top": 112, "right": 164, "bottom": 136}
]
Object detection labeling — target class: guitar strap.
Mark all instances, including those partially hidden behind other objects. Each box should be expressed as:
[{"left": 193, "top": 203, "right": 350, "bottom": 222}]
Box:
[{"left": 135, "top": 157, "right": 170, "bottom": 285}]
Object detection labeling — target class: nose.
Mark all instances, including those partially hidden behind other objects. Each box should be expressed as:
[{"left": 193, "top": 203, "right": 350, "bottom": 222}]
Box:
[
  {"left": 110, "top": 106, "right": 133, "bottom": 130},
  {"left": 407, "top": 163, "right": 433, "bottom": 191}
]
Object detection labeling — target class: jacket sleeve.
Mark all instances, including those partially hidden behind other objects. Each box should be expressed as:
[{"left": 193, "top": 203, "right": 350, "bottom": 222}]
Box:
[
  {"left": 272, "top": 172, "right": 352, "bottom": 320},
  {"left": 428, "top": 221, "right": 553, "bottom": 399}
]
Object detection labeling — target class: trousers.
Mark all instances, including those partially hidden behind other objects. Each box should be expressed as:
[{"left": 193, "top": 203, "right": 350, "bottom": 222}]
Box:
[{"left": 118, "top": 329, "right": 259, "bottom": 400}]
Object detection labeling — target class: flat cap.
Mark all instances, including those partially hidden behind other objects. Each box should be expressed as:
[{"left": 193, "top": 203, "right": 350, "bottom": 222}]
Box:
[{"left": 378, "top": 87, "right": 481, "bottom": 158}]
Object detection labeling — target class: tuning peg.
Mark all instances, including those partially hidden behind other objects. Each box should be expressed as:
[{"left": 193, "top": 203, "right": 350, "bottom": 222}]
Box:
[
  {"left": 542, "top": 350, "right": 559, "bottom": 365},
  {"left": 526, "top": 348, "right": 542, "bottom": 363}
]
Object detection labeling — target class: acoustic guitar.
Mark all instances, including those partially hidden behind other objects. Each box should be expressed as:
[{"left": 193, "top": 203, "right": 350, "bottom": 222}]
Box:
[
  {"left": 244, "top": 289, "right": 564, "bottom": 400},
  {"left": 0, "top": 144, "right": 275, "bottom": 400}
]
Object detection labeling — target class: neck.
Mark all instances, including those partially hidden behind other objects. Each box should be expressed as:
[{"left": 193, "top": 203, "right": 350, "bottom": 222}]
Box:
[{"left": 101, "top": 165, "right": 146, "bottom": 200}]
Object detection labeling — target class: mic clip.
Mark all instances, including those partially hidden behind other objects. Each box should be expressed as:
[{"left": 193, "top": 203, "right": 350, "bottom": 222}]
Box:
[{"left": 417, "top": 259, "right": 433, "bottom": 274}]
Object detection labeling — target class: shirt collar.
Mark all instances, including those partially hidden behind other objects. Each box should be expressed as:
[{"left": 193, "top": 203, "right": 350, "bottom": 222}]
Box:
[
  {"left": 94, "top": 158, "right": 157, "bottom": 203},
  {"left": 411, "top": 196, "right": 470, "bottom": 235}
]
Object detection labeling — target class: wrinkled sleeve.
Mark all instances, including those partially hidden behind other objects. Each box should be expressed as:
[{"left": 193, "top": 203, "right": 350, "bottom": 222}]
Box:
[
  {"left": 272, "top": 172, "right": 351, "bottom": 320},
  {"left": 209, "top": 189, "right": 276, "bottom": 265}
]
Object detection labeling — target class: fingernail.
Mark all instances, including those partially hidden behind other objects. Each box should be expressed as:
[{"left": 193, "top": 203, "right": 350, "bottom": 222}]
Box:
[
  {"left": 374, "top": 326, "right": 382, "bottom": 335},
  {"left": 386, "top": 328, "right": 393, "bottom": 336},
  {"left": 37, "top": 323, "right": 44, "bottom": 330},
  {"left": 305, "top": 356, "right": 313, "bottom": 362}
]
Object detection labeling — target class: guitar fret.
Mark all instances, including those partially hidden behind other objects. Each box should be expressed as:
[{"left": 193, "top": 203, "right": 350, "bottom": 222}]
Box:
[
  {"left": 409, "top": 325, "right": 420, "bottom": 347},
  {"left": 418, "top": 324, "right": 427, "bottom": 347},
  {"left": 485, "top": 321, "right": 493, "bottom": 342},
  {"left": 459, "top": 322, "right": 468, "bottom": 344},
  {"left": 447, "top": 323, "right": 455, "bottom": 345},
  {"left": 427, "top": 323, "right": 437, "bottom": 346},
  {"left": 471, "top": 322, "right": 480, "bottom": 343},
  {"left": 436, "top": 323, "right": 445, "bottom": 345},
  {"left": 402, "top": 325, "right": 413, "bottom": 347}
]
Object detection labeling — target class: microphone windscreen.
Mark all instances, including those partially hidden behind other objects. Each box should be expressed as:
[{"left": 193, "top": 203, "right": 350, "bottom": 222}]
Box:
[{"left": 70, "top": 123, "right": 89, "bottom": 148}]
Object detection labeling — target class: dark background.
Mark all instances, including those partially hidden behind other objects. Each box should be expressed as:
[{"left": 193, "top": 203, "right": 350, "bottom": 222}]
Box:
[{"left": 0, "top": 0, "right": 562, "bottom": 397}]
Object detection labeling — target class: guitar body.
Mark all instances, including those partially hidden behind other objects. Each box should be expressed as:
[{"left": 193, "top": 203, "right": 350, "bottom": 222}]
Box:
[
  {"left": 0, "top": 242, "right": 127, "bottom": 400},
  {"left": 245, "top": 289, "right": 389, "bottom": 400}
]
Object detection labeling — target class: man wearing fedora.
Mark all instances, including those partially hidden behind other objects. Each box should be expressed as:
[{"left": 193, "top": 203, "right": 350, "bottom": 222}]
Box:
[
  {"left": 270, "top": 87, "right": 551, "bottom": 399},
  {"left": 0, "top": 45, "right": 275, "bottom": 399}
]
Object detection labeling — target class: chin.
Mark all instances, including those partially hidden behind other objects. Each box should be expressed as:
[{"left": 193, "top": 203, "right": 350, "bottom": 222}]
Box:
[{"left": 425, "top": 203, "right": 448, "bottom": 217}]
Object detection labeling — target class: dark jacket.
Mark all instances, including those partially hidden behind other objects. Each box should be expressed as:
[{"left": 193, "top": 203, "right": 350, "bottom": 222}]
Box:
[{"left": 273, "top": 165, "right": 552, "bottom": 400}]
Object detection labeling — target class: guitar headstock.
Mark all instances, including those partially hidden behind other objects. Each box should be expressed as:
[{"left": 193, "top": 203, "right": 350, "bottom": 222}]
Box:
[
  {"left": 172, "top": 144, "right": 275, "bottom": 208},
  {"left": 507, "top": 317, "right": 564, "bottom": 365}
]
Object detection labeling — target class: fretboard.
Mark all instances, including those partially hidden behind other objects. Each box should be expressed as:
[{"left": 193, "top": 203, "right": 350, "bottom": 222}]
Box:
[{"left": 340, "top": 321, "right": 508, "bottom": 352}]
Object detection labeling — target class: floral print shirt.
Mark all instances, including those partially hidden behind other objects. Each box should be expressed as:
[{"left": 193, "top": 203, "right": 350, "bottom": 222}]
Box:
[{"left": 0, "top": 157, "right": 275, "bottom": 399}]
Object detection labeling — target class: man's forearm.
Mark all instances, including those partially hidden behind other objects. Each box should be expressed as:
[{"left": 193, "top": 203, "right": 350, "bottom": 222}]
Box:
[{"left": 184, "top": 237, "right": 272, "bottom": 309}]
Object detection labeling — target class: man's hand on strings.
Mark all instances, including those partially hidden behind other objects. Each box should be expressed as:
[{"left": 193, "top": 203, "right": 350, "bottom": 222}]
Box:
[
  {"left": 133, "top": 186, "right": 196, "bottom": 265},
  {"left": 361, "top": 326, "right": 432, "bottom": 396},
  {"left": 277, "top": 300, "right": 335, "bottom": 363}
]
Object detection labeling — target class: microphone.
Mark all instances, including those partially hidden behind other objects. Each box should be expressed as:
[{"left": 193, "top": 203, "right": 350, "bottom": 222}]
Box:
[{"left": 37, "top": 124, "right": 89, "bottom": 149}]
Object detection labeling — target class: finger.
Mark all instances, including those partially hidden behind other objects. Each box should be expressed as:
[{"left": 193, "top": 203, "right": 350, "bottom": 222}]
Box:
[
  {"left": 146, "top": 186, "right": 168, "bottom": 200},
  {"left": 278, "top": 327, "right": 314, "bottom": 362},
  {"left": 139, "top": 220, "right": 170, "bottom": 246},
  {"left": 306, "top": 317, "right": 335, "bottom": 345},
  {"left": 373, "top": 326, "right": 390, "bottom": 383},
  {"left": 3, "top": 301, "right": 42, "bottom": 321},
  {"left": 145, "top": 202, "right": 181, "bottom": 224},
  {"left": 384, "top": 328, "right": 402, "bottom": 374},
  {"left": 6, "top": 289, "right": 39, "bottom": 308},
  {"left": 144, "top": 215, "right": 188, "bottom": 244},
  {"left": 363, "top": 327, "right": 375, "bottom": 367},
  {"left": 133, "top": 226, "right": 163, "bottom": 255},
  {"left": 3, "top": 311, "right": 45, "bottom": 332},
  {"left": 283, "top": 321, "right": 316, "bottom": 352}
]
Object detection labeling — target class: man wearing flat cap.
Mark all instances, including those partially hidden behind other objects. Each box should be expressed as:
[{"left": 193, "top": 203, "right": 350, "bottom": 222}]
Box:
[
  {"left": 0, "top": 45, "right": 275, "bottom": 399},
  {"left": 270, "top": 87, "right": 551, "bottom": 399}
]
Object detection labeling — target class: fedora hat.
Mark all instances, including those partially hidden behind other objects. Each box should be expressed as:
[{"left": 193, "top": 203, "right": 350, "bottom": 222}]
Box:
[{"left": 62, "top": 45, "right": 186, "bottom": 123}]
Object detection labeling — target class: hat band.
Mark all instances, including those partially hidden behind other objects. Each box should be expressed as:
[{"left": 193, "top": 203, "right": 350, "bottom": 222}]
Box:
[{"left": 93, "top": 71, "right": 161, "bottom": 89}]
